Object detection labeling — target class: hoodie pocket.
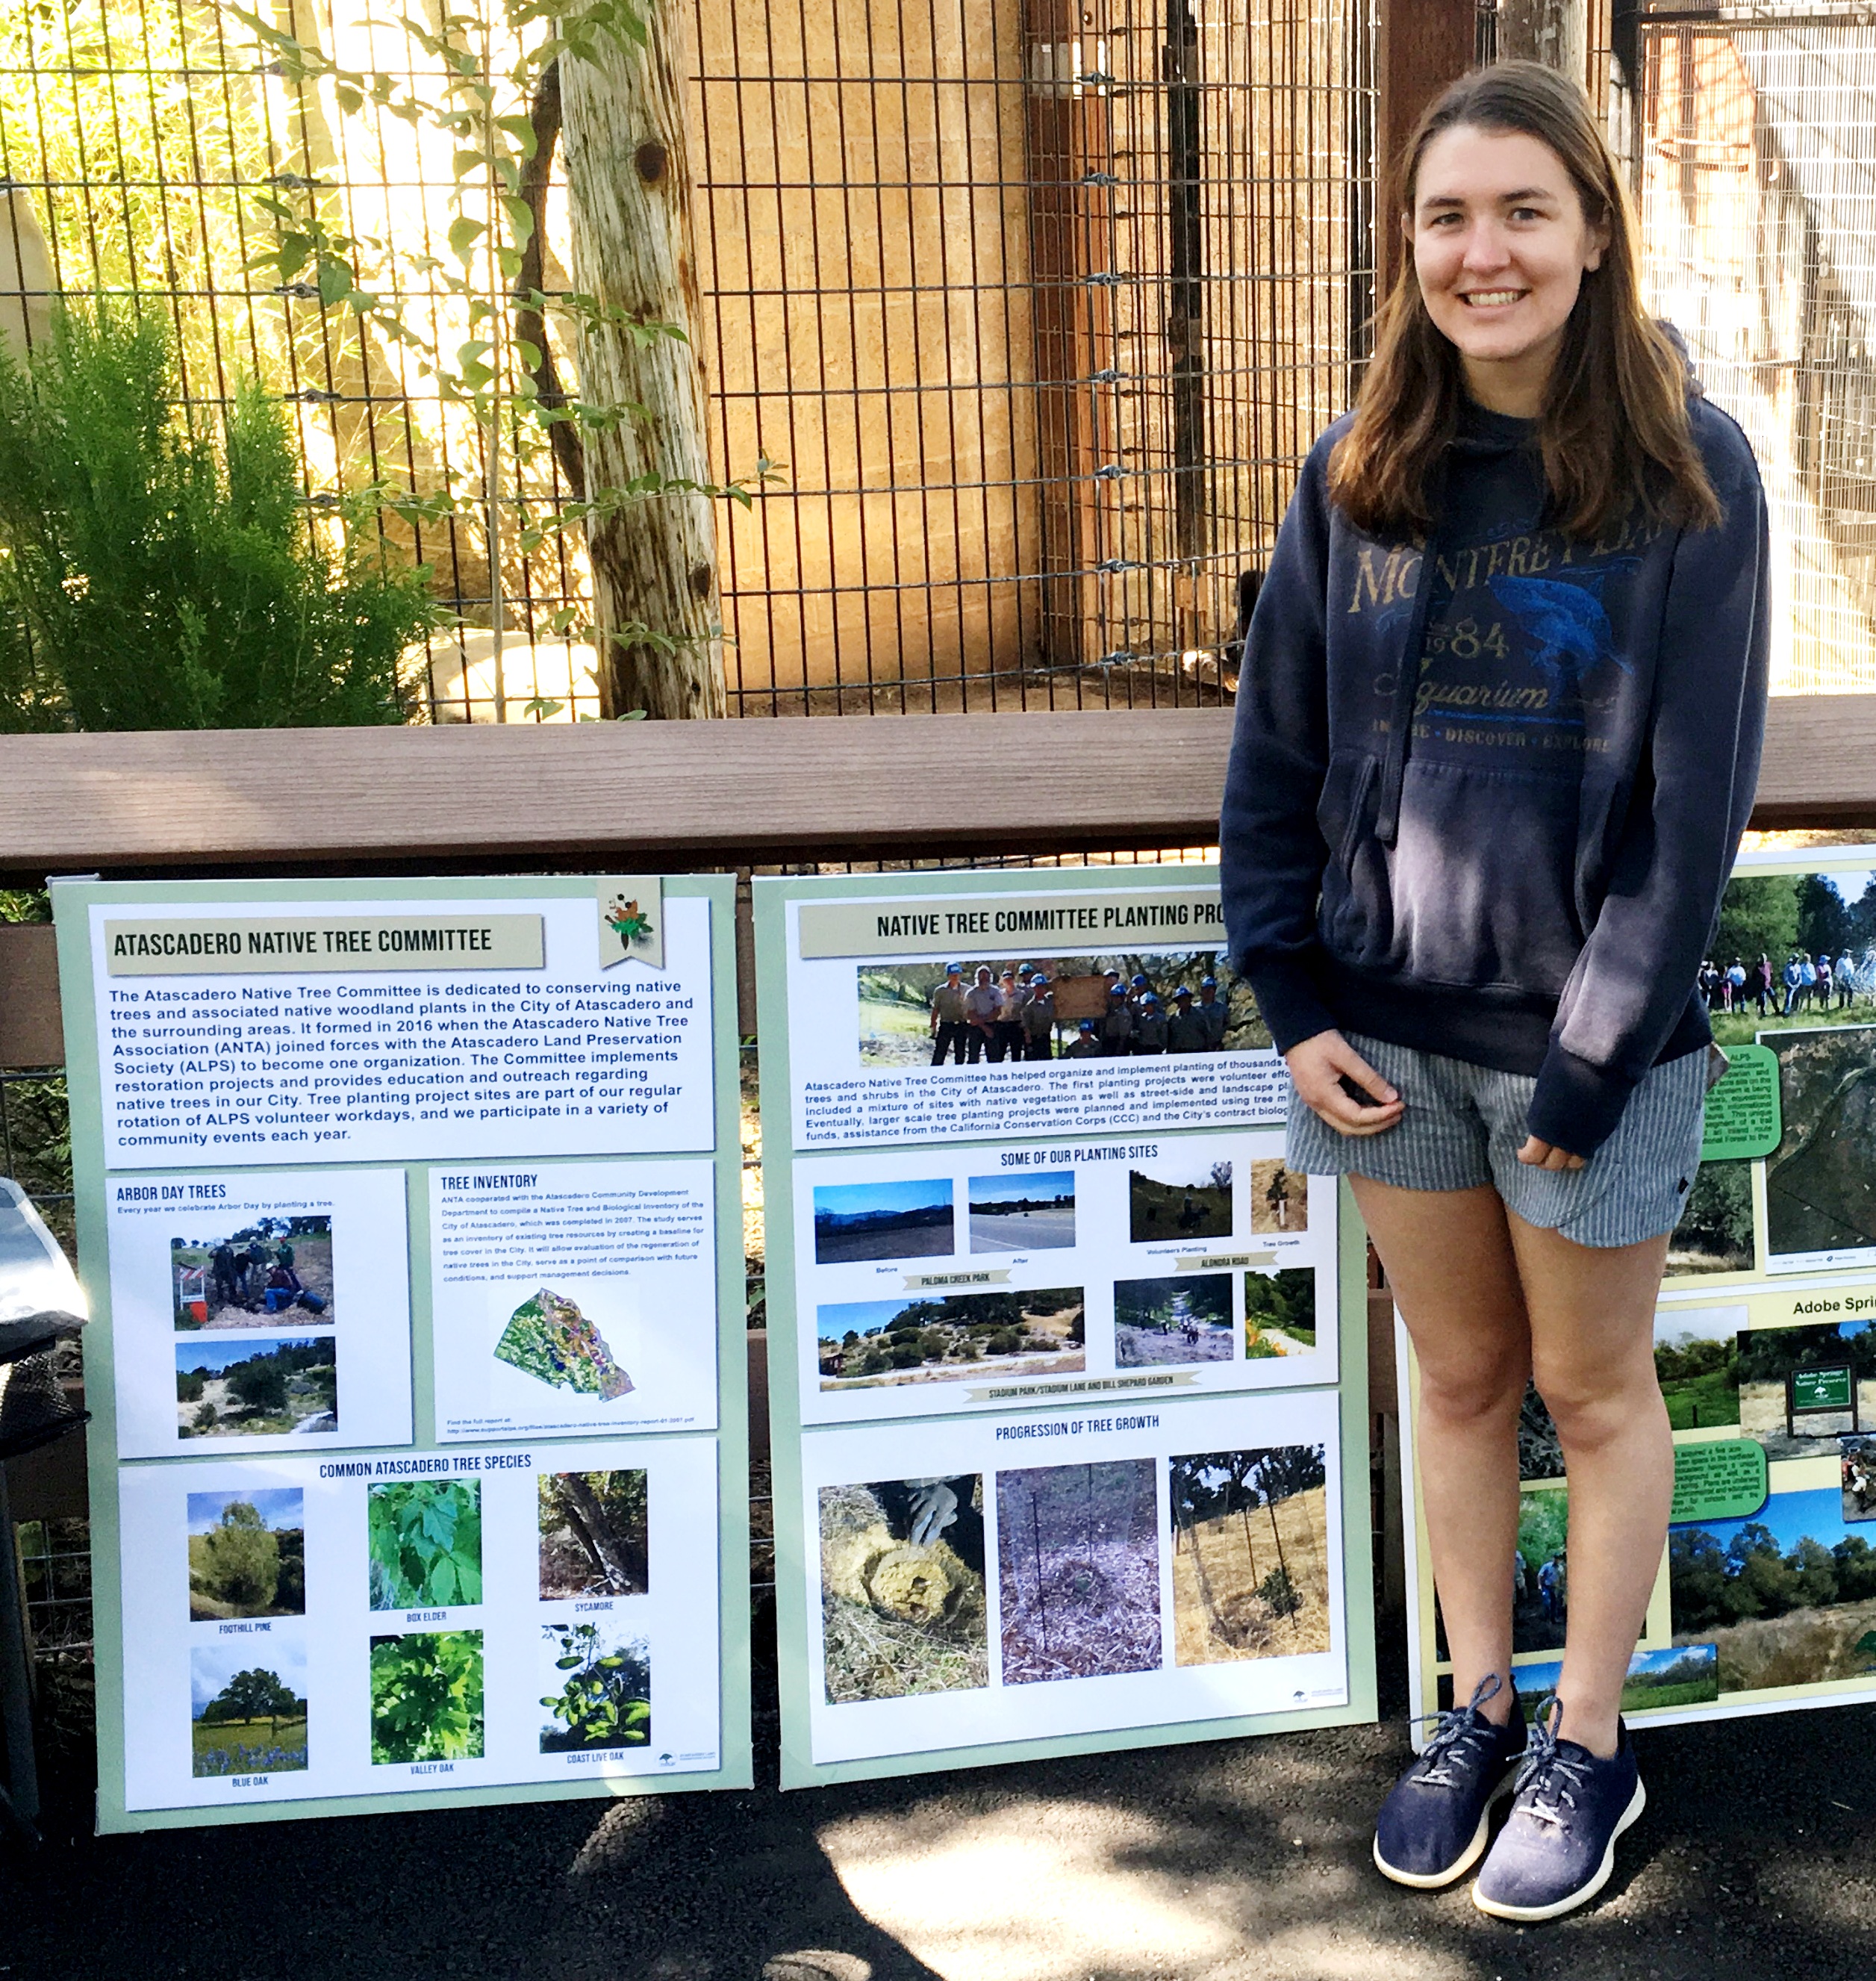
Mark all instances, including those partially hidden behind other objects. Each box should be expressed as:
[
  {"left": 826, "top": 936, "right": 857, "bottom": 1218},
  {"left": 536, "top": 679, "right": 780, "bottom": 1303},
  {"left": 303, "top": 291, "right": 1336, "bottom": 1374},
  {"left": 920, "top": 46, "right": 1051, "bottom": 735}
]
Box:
[{"left": 1316, "top": 756, "right": 1381, "bottom": 952}]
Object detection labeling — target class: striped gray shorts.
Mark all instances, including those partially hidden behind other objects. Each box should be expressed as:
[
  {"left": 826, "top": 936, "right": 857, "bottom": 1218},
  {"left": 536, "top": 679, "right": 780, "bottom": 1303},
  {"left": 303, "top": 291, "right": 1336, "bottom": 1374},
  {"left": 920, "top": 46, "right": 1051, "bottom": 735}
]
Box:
[{"left": 1284, "top": 1030, "right": 1709, "bottom": 1248}]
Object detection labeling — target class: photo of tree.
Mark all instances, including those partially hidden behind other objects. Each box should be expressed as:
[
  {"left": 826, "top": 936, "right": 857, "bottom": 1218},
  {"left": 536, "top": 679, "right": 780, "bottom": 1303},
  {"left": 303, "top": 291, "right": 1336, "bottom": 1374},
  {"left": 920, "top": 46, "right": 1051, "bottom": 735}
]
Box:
[
  {"left": 538, "top": 1470, "right": 649, "bottom": 1598},
  {"left": 1129, "top": 1151, "right": 1233, "bottom": 1243},
  {"left": 816, "top": 1289, "right": 1083, "bottom": 1388},
  {"left": 1737, "top": 1319, "right": 1876, "bottom": 1459},
  {"left": 367, "top": 1478, "right": 483, "bottom": 1610},
  {"left": 1765, "top": 1025, "right": 1876, "bottom": 1258},
  {"left": 172, "top": 1213, "right": 332, "bottom": 1329},
  {"left": 1666, "top": 1160, "right": 1754, "bottom": 1277},
  {"left": 1514, "top": 1485, "right": 1570, "bottom": 1655},
  {"left": 187, "top": 1488, "right": 305, "bottom": 1620},
  {"left": 190, "top": 1638, "right": 308, "bottom": 1777},
  {"left": 1169, "top": 1446, "right": 1331, "bottom": 1664},
  {"left": 175, "top": 1336, "right": 337, "bottom": 1438},
  {"left": 538, "top": 1621, "right": 650, "bottom": 1752},
  {"left": 1114, "top": 1274, "right": 1233, "bottom": 1366},
  {"left": 1250, "top": 1160, "right": 1306, "bottom": 1235},
  {"left": 820, "top": 1476, "right": 989, "bottom": 1702},
  {"left": 369, "top": 1630, "right": 484, "bottom": 1764},
  {"left": 1242, "top": 1268, "right": 1317, "bottom": 1358},
  {"left": 997, "top": 1461, "right": 1161, "bottom": 1683},
  {"left": 812, "top": 1178, "right": 954, "bottom": 1264},
  {"left": 1669, "top": 1488, "right": 1876, "bottom": 1693}
]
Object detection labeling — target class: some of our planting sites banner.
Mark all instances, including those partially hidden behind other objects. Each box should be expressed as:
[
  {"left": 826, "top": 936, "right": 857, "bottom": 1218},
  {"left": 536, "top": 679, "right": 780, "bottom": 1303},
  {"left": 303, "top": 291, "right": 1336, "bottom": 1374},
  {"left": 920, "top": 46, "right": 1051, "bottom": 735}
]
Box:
[
  {"left": 55, "top": 873, "right": 753, "bottom": 1832},
  {"left": 755, "top": 867, "right": 1378, "bottom": 1787},
  {"left": 1401, "top": 843, "right": 1876, "bottom": 1739}
]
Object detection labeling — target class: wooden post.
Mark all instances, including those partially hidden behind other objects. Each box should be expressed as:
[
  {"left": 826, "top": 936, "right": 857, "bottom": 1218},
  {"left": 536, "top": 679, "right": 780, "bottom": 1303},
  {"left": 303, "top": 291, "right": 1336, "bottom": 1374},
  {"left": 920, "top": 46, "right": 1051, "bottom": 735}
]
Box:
[
  {"left": 1023, "top": 0, "right": 1116, "bottom": 670},
  {"left": 1376, "top": 0, "right": 1477, "bottom": 302},
  {"left": 1497, "top": 1, "right": 1589, "bottom": 84},
  {"left": 559, "top": 2, "right": 725, "bottom": 719}
]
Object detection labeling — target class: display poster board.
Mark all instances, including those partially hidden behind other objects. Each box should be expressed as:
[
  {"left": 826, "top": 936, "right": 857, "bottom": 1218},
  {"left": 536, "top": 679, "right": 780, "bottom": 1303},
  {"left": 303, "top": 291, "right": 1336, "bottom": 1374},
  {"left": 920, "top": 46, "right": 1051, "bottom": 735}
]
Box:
[
  {"left": 1403, "top": 844, "right": 1876, "bottom": 1735},
  {"left": 754, "top": 865, "right": 1376, "bottom": 1788},
  {"left": 53, "top": 874, "right": 751, "bottom": 1830}
]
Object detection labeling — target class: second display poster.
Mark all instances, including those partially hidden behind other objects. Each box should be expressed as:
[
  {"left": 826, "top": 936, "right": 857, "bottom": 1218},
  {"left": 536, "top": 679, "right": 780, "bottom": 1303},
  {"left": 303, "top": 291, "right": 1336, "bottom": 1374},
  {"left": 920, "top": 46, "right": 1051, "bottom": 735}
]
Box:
[{"left": 756, "top": 865, "right": 1377, "bottom": 1787}]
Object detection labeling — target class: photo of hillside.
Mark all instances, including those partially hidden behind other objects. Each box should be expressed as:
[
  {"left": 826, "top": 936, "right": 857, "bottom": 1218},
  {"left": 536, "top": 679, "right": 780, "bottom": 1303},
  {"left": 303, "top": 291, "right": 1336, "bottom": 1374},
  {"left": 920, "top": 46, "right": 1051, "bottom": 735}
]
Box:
[
  {"left": 813, "top": 1179, "right": 954, "bottom": 1264},
  {"left": 1129, "top": 1151, "right": 1233, "bottom": 1244},
  {"left": 817, "top": 1288, "right": 1084, "bottom": 1388}
]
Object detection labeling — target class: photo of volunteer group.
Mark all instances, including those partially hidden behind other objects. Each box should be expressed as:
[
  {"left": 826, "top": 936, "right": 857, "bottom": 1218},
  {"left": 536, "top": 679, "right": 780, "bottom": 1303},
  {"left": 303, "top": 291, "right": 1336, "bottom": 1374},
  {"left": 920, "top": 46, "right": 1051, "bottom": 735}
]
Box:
[
  {"left": 816, "top": 1441, "right": 1333, "bottom": 1702},
  {"left": 172, "top": 1214, "right": 331, "bottom": 1328},
  {"left": 1671, "top": 864, "right": 1876, "bottom": 1277},
  {"left": 858, "top": 953, "right": 1268, "bottom": 1070}
]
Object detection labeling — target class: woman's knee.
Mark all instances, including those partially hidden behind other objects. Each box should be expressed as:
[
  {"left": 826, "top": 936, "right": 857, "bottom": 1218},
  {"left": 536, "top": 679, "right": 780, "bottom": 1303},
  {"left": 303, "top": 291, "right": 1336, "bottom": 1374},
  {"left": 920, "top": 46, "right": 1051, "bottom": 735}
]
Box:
[
  {"left": 1533, "top": 1354, "right": 1662, "bottom": 1452},
  {"left": 1416, "top": 1344, "right": 1529, "bottom": 1428}
]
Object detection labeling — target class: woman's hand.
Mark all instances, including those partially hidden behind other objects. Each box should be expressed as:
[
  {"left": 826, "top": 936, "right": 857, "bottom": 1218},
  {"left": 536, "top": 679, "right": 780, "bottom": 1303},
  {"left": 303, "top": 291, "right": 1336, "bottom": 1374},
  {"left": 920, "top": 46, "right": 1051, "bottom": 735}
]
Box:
[
  {"left": 1285, "top": 1030, "right": 1404, "bottom": 1136},
  {"left": 1516, "top": 1136, "right": 1586, "bottom": 1171}
]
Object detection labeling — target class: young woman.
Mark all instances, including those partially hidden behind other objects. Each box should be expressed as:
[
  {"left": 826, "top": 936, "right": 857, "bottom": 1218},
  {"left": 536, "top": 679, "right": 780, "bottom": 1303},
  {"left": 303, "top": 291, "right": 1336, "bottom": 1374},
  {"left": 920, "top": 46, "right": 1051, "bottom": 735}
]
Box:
[{"left": 1221, "top": 63, "right": 1768, "bottom": 1922}]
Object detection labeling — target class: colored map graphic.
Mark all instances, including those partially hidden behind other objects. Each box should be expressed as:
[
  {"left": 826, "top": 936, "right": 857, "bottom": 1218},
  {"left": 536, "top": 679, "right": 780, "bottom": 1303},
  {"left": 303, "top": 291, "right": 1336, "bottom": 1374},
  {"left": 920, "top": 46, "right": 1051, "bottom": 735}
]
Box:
[{"left": 494, "top": 1287, "right": 634, "bottom": 1399}]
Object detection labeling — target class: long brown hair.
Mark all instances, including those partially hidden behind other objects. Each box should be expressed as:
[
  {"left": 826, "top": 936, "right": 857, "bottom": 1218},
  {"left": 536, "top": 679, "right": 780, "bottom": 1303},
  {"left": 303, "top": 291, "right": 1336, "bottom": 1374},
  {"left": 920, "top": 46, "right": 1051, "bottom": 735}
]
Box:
[{"left": 1328, "top": 61, "right": 1720, "bottom": 540}]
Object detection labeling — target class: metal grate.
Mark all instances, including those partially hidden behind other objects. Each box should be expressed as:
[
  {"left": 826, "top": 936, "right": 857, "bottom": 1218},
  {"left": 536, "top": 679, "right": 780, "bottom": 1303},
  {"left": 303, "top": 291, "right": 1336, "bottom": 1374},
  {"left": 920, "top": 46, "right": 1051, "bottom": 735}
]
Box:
[
  {"left": 0, "top": 0, "right": 1377, "bottom": 724},
  {"left": 1636, "top": 4, "right": 1876, "bottom": 694}
]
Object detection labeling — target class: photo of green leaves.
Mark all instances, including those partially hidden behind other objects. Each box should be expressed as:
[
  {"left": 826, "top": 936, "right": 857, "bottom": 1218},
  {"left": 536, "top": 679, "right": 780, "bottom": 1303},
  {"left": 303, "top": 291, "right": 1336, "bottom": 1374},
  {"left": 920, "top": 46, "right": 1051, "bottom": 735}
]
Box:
[
  {"left": 538, "top": 1621, "right": 651, "bottom": 1753},
  {"left": 368, "top": 1630, "right": 484, "bottom": 1764},
  {"left": 367, "top": 1478, "right": 483, "bottom": 1610}
]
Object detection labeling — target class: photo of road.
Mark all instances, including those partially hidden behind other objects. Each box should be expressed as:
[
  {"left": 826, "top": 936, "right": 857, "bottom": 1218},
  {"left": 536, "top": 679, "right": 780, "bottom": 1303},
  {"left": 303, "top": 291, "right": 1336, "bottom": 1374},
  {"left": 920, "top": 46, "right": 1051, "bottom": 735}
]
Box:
[{"left": 967, "top": 1172, "right": 1076, "bottom": 1254}]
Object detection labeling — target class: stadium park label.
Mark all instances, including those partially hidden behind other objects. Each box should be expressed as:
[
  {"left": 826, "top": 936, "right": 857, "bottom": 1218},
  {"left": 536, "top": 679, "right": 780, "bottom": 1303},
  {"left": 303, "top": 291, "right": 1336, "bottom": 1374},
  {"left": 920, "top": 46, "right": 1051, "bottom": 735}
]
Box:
[
  {"left": 796, "top": 890, "right": 1225, "bottom": 960},
  {"left": 103, "top": 915, "right": 545, "bottom": 977}
]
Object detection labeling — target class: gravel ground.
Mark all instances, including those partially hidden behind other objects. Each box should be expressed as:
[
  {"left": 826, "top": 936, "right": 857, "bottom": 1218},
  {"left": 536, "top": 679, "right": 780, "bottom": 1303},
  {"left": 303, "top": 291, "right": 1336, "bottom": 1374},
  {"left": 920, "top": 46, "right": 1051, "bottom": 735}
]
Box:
[{"left": 4, "top": 1641, "right": 1874, "bottom": 1981}]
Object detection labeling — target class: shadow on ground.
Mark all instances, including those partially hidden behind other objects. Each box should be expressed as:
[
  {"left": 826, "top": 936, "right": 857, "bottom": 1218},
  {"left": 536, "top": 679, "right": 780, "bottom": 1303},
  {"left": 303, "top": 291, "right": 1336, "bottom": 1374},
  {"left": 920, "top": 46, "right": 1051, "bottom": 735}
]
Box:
[{"left": 4, "top": 1625, "right": 1875, "bottom": 1981}]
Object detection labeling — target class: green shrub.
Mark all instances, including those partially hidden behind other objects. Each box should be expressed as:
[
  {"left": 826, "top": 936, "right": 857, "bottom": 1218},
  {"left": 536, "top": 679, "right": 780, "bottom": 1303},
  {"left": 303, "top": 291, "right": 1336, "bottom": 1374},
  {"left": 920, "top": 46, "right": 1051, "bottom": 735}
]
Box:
[{"left": 0, "top": 305, "right": 434, "bottom": 731}]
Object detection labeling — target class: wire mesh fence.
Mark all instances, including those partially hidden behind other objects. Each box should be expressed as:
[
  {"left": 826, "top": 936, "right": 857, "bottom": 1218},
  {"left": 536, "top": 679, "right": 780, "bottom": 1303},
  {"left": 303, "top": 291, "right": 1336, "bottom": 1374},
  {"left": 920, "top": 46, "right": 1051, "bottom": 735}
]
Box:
[{"left": 0, "top": 0, "right": 1378, "bottom": 724}]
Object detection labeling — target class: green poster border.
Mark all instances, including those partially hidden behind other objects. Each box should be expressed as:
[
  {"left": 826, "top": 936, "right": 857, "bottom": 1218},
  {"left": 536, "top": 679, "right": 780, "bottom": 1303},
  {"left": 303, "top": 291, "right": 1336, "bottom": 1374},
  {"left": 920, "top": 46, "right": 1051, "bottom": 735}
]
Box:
[
  {"left": 752, "top": 866, "right": 1377, "bottom": 1790},
  {"left": 54, "top": 871, "right": 751, "bottom": 1832}
]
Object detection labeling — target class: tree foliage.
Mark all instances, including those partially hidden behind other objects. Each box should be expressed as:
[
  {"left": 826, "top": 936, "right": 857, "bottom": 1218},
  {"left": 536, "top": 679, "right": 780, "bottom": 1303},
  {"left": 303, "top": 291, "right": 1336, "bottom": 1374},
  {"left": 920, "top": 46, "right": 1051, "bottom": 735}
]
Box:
[
  {"left": 203, "top": 1665, "right": 303, "bottom": 1729},
  {"left": 369, "top": 1630, "right": 484, "bottom": 1762},
  {"left": 538, "top": 1622, "right": 650, "bottom": 1750},
  {"left": 369, "top": 1480, "right": 484, "bottom": 1609},
  {"left": 0, "top": 307, "right": 434, "bottom": 732},
  {"left": 1671, "top": 1524, "right": 1876, "bottom": 1634},
  {"left": 196, "top": 1502, "right": 280, "bottom": 1609}
]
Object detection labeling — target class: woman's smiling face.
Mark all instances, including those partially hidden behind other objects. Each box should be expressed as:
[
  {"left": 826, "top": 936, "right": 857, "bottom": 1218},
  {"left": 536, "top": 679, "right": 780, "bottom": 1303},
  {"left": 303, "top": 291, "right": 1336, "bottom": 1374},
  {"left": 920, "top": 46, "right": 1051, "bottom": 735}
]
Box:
[{"left": 1409, "top": 122, "right": 1609, "bottom": 416}]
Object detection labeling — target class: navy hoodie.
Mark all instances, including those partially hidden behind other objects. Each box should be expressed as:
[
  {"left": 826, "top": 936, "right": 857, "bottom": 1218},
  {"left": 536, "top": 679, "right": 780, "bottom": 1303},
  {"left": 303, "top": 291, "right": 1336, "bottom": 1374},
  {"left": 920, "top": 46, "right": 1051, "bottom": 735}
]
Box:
[{"left": 1219, "top": 391, "right": 1769, "bottom": 1158}]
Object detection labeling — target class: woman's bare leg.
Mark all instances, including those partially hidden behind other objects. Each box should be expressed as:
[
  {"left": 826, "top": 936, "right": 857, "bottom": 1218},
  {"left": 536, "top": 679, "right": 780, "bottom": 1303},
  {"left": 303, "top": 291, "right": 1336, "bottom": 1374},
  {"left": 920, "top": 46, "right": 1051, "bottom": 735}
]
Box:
[
  {"left": 1507, "top": 1213, "right": 1672, "bottom": 1758},
  {"left": 1350, "top": 1177, "right": 1531, "bottom": 1723}
]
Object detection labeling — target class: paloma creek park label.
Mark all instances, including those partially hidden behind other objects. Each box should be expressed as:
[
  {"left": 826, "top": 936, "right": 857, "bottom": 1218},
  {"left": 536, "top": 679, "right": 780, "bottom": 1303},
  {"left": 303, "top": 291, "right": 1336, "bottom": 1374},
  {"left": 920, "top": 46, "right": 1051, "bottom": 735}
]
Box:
[
  {"left": 105, "top": 915, "right": 546, "bottom": 975},
  {"left": 797, "top": 891, "right": 1224, "bottom": 960}
]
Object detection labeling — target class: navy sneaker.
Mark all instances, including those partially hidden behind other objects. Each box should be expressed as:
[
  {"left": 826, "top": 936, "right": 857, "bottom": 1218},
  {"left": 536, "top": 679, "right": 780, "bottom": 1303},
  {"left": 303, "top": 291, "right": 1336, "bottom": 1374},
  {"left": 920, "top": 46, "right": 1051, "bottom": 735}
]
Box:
[
  {"left": 1472, "top": 1698, "right": 1645, "bottom": 1921},
  {"left": 1373, "top": 1676, "right": 1524, "bottom": 1888}
]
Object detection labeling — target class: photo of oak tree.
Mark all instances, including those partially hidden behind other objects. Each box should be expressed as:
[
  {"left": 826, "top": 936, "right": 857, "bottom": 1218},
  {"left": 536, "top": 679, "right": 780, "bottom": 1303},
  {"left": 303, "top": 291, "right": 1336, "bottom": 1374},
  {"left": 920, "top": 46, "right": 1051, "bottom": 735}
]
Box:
[
  {"left": 538, "top": 1620, "right": 651, "bottom": 1752},
  {"left": 820, "top": 1476, "right": 989, "bottom": 1702},
  {"left": 1666, "top": 1160, "right": 1754, "bottom": 1277},
  {"left": 1169, "top": 1446, "right": 1330, "bottom": 1664},
  {"left": 367, "top": 1478, "right": 483, "bottom": 1610},
  {"left": 175, "top": 1336, "right": 336, "bottom": 1438},
  {"left": 187, "top": 1488, "right": 305, "bottom": 1620},
  {"left": 1670, "top": 1488, "right": 1876, "bottom": 1693},
  {"left": 1114, "top": 1273, "right": 1233, "bottom": 1366},
  {"left": 1129, "top": 1151, "right": 1233, "bottom": 1243},
  {"left": 538, "top": 1470, "right": 649, "bottom": 1599},
  {"left": 997, "top": 1461, "right": 1161, "bottom": 1683},
  {"left": 369, "top": 1630, "right": 484, "bottom": 1764},
  {"left": 190, "top": 1640, "right": 309, "bottom": 1777},
  {"left": 1242, "top": 1268, "right": 1317, "bottom": 1358}
]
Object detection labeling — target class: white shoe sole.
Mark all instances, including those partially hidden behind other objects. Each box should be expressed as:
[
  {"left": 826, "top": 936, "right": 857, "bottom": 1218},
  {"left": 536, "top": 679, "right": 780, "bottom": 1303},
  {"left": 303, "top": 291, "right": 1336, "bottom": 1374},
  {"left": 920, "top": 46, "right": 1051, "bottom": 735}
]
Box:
[
  {"left": 1372, "top": 1761, "right": 1521, "bottom": 1891},
  {"left": 1471, "top": 1776, "right": 1647, "bottom": 1922}
]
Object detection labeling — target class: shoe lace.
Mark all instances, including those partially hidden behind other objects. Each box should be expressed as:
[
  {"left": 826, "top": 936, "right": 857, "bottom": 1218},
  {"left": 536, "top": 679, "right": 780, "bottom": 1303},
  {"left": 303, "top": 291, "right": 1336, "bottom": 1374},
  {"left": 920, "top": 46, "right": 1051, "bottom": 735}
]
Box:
[
  {"left": 1511, "top": 1697, "right": 1593, "bottom": 1829},
  {"left": 1410, "top": 1674, "right": 1506, "bottom": 1788}
]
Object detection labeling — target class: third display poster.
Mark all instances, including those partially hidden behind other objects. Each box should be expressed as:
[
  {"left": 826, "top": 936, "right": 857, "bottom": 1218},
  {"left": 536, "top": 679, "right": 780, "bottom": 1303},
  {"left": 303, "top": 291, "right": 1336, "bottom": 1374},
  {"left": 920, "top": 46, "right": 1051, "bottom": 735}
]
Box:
[
  {"left": 755, "top": 865, "right": 1377, "bottom": 1788},
  {"left": 1404, "top": 844, "right": 1876, "bottom": 1732}
]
